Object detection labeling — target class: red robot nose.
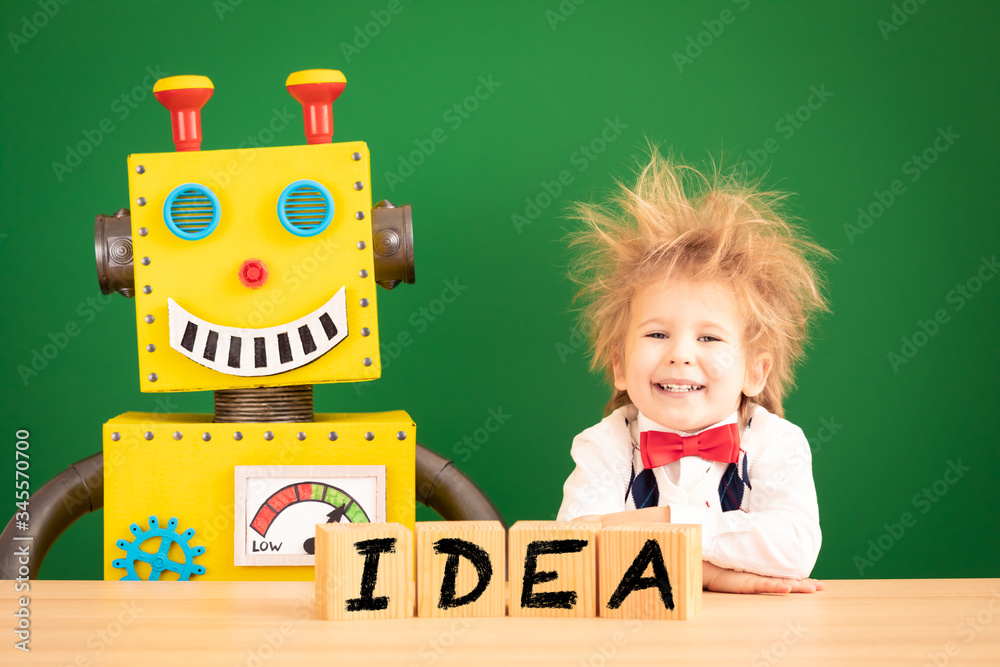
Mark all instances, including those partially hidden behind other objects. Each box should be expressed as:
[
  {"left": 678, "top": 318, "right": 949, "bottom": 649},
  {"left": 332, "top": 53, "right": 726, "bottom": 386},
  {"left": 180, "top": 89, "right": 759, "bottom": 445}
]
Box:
[{"left": 239, "top": 259, "right": 269, "bottom": 289}]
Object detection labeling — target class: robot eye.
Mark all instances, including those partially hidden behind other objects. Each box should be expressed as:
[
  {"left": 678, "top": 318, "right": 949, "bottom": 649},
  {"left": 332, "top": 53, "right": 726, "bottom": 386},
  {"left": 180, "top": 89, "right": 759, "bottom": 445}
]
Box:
[
  {"left": 277, "top": 179, "right": 335, "bottom": 237},
  {"left": 163, "top": 183, "right": 221, "bottom": 240}
]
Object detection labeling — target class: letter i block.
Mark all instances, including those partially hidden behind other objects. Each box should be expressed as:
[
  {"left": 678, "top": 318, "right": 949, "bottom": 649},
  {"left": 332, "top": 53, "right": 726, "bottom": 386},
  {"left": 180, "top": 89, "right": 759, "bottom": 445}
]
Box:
[
  {"left": 315, "top": 523, "right": 413, "bottom": 620},
  {"left": 415, "top": 521, "right": 505, "bottom": 618},
  {"left": 508, "top": 520, "right": 600, "bottom": 618},
  {"left": 598, "top": 523, "right": 702, "bottom": 620}
]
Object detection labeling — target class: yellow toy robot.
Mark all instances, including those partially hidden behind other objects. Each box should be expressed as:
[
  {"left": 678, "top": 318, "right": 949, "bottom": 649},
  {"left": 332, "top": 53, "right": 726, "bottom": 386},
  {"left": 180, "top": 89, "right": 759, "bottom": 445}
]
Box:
[{"left": 96, "top": 70, "right": 418, "bottom": 581}]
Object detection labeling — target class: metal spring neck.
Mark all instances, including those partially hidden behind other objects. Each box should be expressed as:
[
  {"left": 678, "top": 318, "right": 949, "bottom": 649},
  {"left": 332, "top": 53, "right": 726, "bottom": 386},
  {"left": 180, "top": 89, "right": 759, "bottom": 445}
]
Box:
[{"left": 213, "top": 385, "right": 314, "bottom": 423}]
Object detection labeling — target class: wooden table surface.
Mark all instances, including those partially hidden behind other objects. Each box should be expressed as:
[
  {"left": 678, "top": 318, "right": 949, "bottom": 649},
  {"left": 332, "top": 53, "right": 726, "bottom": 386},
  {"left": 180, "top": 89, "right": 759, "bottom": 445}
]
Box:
[{"left": 2, "top": 579, "right": 999, "bottom": 666}]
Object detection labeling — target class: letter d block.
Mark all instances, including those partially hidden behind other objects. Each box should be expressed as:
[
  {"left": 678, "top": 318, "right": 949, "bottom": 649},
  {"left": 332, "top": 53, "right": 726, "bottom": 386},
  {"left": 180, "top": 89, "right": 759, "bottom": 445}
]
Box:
[
  {"left": 508, "top": 520, "right": 600, "bottom": 618},
  {"left": 315, "top": 523, "right": 413, "bottom": 620},
  {"left": 598, "top": 523, "right": 702, "bottom": 620},
  {"left": 415, "top": 521, "right": 505, "bottom": 618}
]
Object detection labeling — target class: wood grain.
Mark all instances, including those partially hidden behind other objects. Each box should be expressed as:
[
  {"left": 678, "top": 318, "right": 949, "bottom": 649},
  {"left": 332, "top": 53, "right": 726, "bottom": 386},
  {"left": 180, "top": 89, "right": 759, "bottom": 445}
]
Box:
[
  {"left": 415, "top": 521, "right": 505, "bottom": 618},
  {"left": 507, "top": 520, "right": 600, "bottom": 618},
  {"left": 598, "top": 523, "right": 702, "bottom": 620},
  {"left": 314, "top": 522, "right": 412, "bottom": 620}
]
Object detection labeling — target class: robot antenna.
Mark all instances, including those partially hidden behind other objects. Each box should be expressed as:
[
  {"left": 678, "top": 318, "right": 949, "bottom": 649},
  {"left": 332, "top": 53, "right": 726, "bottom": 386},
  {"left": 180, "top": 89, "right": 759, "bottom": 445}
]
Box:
[
  {"left": 153, "top": 75, "right": 214, "bottom": 152},
  {"left": 286, "top": 70, "right": 347, "bottom": 145}
]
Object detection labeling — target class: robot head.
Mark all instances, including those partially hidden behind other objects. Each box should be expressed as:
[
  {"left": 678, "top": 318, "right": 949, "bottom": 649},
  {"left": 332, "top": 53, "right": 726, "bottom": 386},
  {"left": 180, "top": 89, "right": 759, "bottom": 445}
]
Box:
[{"left": 95, "top": 70, "right": 414, "bottom": 393}]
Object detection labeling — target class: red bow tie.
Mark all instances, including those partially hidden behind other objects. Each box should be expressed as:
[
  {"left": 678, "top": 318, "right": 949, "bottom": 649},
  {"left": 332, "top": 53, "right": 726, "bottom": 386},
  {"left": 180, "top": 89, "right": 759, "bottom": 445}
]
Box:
[{"left": 640, "top": 423, "right": 741, "bottom": 469}]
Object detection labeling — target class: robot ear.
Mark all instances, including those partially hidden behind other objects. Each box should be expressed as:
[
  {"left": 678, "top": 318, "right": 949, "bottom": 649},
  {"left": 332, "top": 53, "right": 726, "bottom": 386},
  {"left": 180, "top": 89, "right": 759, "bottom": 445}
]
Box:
[
  {"left": 371, "top": 201, "right": 415, "bottom": 289},
  {"left": 95, "top": 209, "right": 135, "bottom": 298}
]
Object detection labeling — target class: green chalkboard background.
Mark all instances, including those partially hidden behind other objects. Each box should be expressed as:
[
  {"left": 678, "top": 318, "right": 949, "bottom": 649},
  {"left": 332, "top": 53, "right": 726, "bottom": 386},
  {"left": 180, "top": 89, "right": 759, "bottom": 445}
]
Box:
[{"left": 0, "top": 0, "right": 997, "bottom": 581}]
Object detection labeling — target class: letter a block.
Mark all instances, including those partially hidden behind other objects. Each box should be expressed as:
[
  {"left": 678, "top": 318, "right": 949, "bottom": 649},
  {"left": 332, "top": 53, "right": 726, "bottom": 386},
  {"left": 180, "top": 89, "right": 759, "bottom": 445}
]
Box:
[
  {"left": 598, "top": 523, "right": 702, "bottom": 620},
  {"left": 315, "top": 523, "right": 413, "bottom": 620},
  {"left": 508, "top": 520, "right": 600, "bottom": 618},
  {"left": 415, "top": 521, "right": 505, "bottom": 618}
]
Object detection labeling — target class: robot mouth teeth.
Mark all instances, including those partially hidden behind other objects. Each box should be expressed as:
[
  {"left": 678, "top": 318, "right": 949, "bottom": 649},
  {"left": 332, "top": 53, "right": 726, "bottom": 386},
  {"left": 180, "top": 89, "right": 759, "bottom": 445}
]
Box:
[{"left": 167, "top": 287, "right": 349, "bottom": 377}]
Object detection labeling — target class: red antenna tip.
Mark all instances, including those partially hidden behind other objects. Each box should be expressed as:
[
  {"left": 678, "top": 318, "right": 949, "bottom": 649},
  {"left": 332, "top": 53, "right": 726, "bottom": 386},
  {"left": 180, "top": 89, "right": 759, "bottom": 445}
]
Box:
[
  {"left": 286, "top": 70, "right": 347, "bottom": 145},
  {"left": 153, "top": 75, "right": 214, "bottom": 152}
]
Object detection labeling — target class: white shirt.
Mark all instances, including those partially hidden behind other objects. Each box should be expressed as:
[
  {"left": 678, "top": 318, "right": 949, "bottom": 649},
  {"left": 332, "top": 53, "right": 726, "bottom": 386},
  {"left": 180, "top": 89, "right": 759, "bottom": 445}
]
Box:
[{"left": 556, "top": 403, "right": 821, "bottom": 579}]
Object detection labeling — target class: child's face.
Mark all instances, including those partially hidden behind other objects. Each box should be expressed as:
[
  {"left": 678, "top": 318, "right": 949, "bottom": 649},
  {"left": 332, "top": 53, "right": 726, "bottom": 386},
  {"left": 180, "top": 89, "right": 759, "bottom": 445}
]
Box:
[{"left": 613, "top": 278, "right": 771, "bottom": 433}]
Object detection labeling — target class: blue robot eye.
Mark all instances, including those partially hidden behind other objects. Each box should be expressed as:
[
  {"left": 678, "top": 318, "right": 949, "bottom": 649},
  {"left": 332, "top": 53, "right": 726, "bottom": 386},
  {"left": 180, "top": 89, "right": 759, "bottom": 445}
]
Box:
[
  {"left": 277, "top": 179, "right": 334, "bottom": 237},
  {"left": 163, "top": 183, "right": 221, "bottom": 240}
]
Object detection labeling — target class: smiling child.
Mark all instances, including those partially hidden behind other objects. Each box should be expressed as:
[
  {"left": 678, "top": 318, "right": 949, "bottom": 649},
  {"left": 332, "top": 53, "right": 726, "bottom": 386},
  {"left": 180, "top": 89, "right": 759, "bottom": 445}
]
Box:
[{"left": 557, "top": 150, "right": 831, "bottom": 594}]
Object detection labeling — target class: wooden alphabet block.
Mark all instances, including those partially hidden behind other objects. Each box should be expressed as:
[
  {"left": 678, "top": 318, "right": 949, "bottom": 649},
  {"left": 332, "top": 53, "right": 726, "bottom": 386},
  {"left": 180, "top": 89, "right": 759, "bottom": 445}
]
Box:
[
  {"left": 508, "top": 520, "right": 600, "bottom": 618},
  {"left": 415, "top": 521, "right": 505, "bottom": 618},
  {"left": 315, "top": 522, "right": 413, "bottom": 620},
  {"left": 598, "top": 523, "right": 702, "bottom": 620}
]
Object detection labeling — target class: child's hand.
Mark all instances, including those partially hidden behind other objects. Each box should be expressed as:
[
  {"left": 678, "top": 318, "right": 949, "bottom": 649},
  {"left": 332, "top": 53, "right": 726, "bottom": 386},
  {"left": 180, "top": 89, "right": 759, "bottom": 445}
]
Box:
[
  {"left": 702, "top": 561, "right": 824, "bottom": 594},
  {"left": 569, "top": 514, "right": 821, "bottom": 594},
  {"left": 571, "top": 507, "right": 671, "bottom": 526}
]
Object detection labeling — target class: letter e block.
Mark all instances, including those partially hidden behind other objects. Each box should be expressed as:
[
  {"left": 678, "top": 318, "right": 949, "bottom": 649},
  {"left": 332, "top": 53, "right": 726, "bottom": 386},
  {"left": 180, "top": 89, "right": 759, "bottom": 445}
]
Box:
[
  {"left": 415, "top": 521, "right": 505, "bottom": 618},
  {"left": 508, "top": 520, "right": 599, "bottom": 618},
  {"left": 315, "top": 522, "right": 413, "bottom": 620},
  {"left": 599, "top": 523, "right": 702, "bottom": 620}
]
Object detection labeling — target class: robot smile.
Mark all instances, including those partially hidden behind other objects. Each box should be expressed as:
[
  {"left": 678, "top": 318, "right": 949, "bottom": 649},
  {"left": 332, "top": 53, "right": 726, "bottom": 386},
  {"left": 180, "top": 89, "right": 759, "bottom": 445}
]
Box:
[{"left": 167, "top": 286, "right": 349, "bottom": 377}]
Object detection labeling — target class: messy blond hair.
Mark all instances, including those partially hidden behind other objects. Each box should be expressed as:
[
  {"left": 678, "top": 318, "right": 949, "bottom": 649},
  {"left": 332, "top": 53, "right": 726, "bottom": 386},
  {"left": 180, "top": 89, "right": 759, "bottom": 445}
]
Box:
[{"left": 568, "top": 149, "right": 830, "bottom": 425}]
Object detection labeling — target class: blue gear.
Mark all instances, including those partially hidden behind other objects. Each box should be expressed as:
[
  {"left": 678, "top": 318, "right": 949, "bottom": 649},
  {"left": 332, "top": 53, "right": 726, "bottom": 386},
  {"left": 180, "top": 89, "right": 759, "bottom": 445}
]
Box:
[{"left": 111, "top": 515, "right": 207, "bottom": 581}]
